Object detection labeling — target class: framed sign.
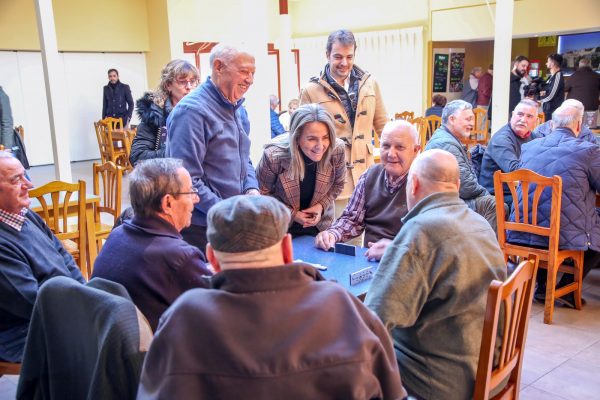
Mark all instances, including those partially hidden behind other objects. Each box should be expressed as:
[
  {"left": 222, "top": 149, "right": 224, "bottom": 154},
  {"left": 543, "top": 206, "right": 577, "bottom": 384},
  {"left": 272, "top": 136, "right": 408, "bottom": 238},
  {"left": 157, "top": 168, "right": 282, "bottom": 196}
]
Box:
[
  {"left": 449, "top": 52, "right": 465, "bottom": 92},
  {"left": 433, "top": 53, "right": 449, "bottom": 93}
]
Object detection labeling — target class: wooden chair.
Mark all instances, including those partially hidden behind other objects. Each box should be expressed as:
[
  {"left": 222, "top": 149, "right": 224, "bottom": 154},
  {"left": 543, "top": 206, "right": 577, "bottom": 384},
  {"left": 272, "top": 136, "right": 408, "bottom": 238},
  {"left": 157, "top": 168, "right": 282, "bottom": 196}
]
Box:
[
  {"left": 15, "top": 125, "right": 24, "bottom": 141},
  {"left": 394, "top": 111, "right": 414, "bottom": 122},
  {"left": 0, "top": 361, "right": 21, "bottom": 377},
  {"left": 29, "top": 180, "right": 89, "bottom": 280},
  {"left": 536, "top": 112, "right": 545, "bottom": 128},
  {"left": 412, "top": 117, "right": 429, "bottom": 149},
  {"left": 425, "top": 115, "right": 442, "bottom": 138},
  {"left": 473, "top": 255, "right": 539, "bottom": 400},
  {"left": 102, "top": 117, "right": 123, "bottom": 130},
  {"left": 94, "top": 120, "right": 130, "bottom": 170},
  {"left": 473, "top": 108, "right": 490, "bottom": 144},
  {"left": 493, "top": 169, "right": 584, "bottom": 324},
  {"left": 93, "top": 161, "right": 123, "bottom": 253}
]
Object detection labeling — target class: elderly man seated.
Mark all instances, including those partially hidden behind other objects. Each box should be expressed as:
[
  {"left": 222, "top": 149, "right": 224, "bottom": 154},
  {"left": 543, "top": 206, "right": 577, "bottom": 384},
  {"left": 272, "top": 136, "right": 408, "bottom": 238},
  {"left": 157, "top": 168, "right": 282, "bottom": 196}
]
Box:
[
  {"left": 479, "top": 99, "right": 538, "bottom": 208},
  {"left": 532, "top": 99, "right": 598, "bottom": 144},
  {"left": 138, "top": 195, "right": 407, "bottom": 400},
  {"left": 509, "top": 103, "right": 600, "bottom": 308},
  {"left": 314, "top": 120, "right": 420, "bottom": 260},
  {"left": 0, "top": 152, "right": 84, "bottom": 362},
  {"left": 365, "top": 149, "right": 506, "bottom": 399},
  {"left": 92, "top": 158, "right": 212, "bottom": 331},
  {"left": 425, "top": 99, "right": 499, "bottom": 232}
]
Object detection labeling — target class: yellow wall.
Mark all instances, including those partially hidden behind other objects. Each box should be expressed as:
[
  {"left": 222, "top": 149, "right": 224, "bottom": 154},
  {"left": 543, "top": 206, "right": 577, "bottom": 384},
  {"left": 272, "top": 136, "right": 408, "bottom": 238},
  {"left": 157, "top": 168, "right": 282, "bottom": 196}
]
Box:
[
  {"left": 0, "top": 0, "right": 149, "bottom": 52},
  {"left": 432, "top": 0, "right": 600, "bottom": 41},
  {"left": 290, "top": 0, "right": 429, "bottom": 37},
  {"left": 145, "top": 0, "right": 172, "bottom": 88}
]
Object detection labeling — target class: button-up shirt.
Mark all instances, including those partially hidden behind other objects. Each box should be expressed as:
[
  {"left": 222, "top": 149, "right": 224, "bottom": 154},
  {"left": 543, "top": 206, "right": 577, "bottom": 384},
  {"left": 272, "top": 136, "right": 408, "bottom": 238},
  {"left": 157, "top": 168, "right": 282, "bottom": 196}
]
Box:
[{"left": 0, "top": 207, "right": 27, "bottom": 231}]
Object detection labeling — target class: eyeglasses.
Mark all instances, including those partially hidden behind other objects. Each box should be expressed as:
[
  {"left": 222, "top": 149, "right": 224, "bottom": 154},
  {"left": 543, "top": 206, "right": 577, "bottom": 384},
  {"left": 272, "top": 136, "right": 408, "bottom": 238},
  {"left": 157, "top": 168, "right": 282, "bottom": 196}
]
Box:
[
  {"left": 172, "top": 187, "right": 200, "bottom": 198},
  {"left": 175, "top": 79, "right": 199, "bottom": 88}
]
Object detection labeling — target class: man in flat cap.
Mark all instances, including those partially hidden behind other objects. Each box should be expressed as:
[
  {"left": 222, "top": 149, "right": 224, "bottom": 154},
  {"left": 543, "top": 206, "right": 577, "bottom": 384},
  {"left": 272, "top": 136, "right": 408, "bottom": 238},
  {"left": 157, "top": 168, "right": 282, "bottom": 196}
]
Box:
[{"left": 138, "top": 195, "right": 407, "bottom": 400}]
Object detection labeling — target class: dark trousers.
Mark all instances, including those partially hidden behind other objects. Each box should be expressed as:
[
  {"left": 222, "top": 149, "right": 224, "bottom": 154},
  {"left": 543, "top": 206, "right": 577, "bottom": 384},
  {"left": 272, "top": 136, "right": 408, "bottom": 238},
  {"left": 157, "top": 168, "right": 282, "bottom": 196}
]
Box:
[{"left": 180, "top": 224, "right": 208, "bottom": 261}]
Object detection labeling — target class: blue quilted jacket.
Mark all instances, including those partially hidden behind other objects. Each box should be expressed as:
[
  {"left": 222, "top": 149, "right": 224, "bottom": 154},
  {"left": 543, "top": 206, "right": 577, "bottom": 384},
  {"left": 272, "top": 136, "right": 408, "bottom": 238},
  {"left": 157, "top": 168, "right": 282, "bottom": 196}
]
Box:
[{"left": 507, "top": 127, "right": 600, "bottom": 251}]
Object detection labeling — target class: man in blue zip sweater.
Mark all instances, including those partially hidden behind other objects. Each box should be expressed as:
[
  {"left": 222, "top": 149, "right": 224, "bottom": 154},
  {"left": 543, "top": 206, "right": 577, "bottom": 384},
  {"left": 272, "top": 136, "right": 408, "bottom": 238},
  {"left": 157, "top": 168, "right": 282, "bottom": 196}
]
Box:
[{"left": 166, "top": 44, "right": 259, "bottom": 254}]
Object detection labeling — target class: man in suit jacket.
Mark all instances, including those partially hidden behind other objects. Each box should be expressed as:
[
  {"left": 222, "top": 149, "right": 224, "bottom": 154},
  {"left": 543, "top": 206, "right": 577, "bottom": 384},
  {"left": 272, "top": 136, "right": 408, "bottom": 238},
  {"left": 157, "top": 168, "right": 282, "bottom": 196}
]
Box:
[{"left": 102, "top": 68, "right": 134, "bottom": 125}]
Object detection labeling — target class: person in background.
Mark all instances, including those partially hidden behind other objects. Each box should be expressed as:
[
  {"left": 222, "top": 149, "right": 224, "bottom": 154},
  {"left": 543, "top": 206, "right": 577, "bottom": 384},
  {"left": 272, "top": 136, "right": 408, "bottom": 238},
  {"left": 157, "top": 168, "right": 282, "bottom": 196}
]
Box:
[
  {"left": 460, "top": 66, "right": 482, "bottom": 107},
  {"left": 102, "top": 68, "right": 134, "bottom": 126},
  {"left": 365, "top": 149, "right": 506, "bottom": 400},
  {"left": 138, "top": 195, "right": 407, "bottom": 400},
  {"left": 269, "top": 94, "right": 286, "bottom": 138},
  {"left": 92, "top": 158, "right": 212, "bottom": 331},
  {"left": 509, "top": 55, "right": 530, "bottom": 119},
  {"left": 565, "top": 57, "right": 600, "bottom": 128},
  {"left": 0, "top": 152, "right": 84, "bottom": 363},
  {"left": 279, "top": 98, "right": 299, "bottom": 131},
  {"left": 424, "top": 94, "right": 446, "bottom": 118},
  {"left": 476, "top": 64, "right": 493, "bottom": 132},
  {"left": 0, "top": 86, "right": 14, "bottom": 150},
  {"left": 532, "top": 99, "right": 597, "bottom": 144},
  {"left": 166, "top": 43, "right": 259, "bottom": 253},
  {"left": 257, "top": 103, "right": 345, "bottom": 238},
  {"left": 129, "top": 60, "right": 199, "bottom": 166},
  {"left": 539, "top": 53, "right": 565, "bottom": 122},
  {"left": 314, "top": 120, "right": 420, "bottom": 261}
]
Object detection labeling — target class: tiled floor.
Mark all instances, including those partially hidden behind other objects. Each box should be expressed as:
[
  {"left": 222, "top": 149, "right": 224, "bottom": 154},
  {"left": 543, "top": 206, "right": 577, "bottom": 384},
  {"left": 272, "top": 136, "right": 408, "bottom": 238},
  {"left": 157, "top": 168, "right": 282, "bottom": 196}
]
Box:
[{"left": 1, "top": 161, "right": 600, "bottom": 399}]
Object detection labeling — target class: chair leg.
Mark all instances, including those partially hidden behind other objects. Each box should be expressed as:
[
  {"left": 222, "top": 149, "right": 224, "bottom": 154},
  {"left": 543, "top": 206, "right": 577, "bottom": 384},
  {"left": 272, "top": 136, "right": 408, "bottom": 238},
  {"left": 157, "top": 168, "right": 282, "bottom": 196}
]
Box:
[
  {"left": 574, "top": 255, "right": 584, "bottom": 310},
  {"left": 543, "top": 264, "right": 557, "bottom": 324}
]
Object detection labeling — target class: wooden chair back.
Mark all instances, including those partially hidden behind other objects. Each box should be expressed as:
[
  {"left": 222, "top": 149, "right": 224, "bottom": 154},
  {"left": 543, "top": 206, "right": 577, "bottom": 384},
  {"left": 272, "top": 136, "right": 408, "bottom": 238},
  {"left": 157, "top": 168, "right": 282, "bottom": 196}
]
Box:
[
  {"left": 473, "top": 108, "right": 490, "bottom": 144},
  {"left": 29, "top": 180, "right": 89, "bottom": 280},
  {"left": 493, "top": 169, "right": 583, "bottom": 324},
  {"left": 394, "top": 111, "right": 414, "bottom": 122},
  {"left": 93, "top": 161, "right": 123, "bottom": 224},
  {"left": 102, "top": 117, "right": 123, "bottom": 130},
  {"left": 94, "top": 120, "right": 129, "bottom": 169},
  {"left": 473, "top": 255, "right": 539, "bottom": 400},
  {"left": 412, "top": 117, "right": 429, "bottom": 149},
  {"left": 425, "top": 115, "right": 442, "bottom": 137},
  {"left": 15, "top": 125, "right": 24, "bottom": 141},
  {"left": 536, "top": 112, "right": 545, "bottom": 127}
]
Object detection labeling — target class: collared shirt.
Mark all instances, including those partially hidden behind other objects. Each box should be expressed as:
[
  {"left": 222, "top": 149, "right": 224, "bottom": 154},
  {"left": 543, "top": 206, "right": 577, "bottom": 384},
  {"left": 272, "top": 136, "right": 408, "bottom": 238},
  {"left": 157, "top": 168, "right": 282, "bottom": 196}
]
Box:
[
  {"left": 0, "top": 207, "right": 27, "bottom": 231},
  {"left": 327, "top": 170, "right": 407, "bottom": 242}
]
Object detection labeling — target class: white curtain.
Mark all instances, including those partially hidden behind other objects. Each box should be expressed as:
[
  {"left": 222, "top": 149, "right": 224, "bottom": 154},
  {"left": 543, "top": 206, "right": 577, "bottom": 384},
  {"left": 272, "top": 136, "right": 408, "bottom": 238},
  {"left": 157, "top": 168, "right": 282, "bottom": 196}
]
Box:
[{"left": 293, "top": 26, "right": 424, "bottom": 119}]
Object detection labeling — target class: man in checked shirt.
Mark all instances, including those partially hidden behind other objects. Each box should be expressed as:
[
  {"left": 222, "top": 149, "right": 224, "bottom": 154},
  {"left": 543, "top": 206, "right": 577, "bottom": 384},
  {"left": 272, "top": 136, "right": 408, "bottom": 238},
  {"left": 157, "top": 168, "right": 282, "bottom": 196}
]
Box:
[{"left": 315, "top": 120, "right": 420, "bottom": 260}]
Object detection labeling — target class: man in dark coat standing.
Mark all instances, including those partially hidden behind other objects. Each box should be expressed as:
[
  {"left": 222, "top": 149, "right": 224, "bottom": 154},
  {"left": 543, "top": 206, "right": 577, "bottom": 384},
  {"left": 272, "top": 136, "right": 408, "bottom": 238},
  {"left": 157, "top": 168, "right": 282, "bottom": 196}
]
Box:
[
  {"left": 102, "top": 68, "right": 134, "bottom": 126},
  {"left": 565, "top": 57, "right": 600, "bottom": 128}
]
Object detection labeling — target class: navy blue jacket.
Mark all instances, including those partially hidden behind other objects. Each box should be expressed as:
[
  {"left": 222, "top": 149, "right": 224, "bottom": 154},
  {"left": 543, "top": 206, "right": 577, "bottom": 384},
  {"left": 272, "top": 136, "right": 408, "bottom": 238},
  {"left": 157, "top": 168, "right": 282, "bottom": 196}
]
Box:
[
  {"left": 92, "top": 215, "right": 212, "bottom": 331},
  {"left": 508, "top": 127, "right": 600, "bottom": 251},
  {"left": 479, "top": 123, "right": 532, "bottom": 205},
  {"left": 102, "top": 81, "right": 134, "bottom": 123},
  {"left": 270, "top": 109, "right": 285, "bottom": 138},
  {"left": 533, "top": 120, "right": 597, "bottom": 144},
  {"left": 166, "top": 77, "right": 258, "bottom": 227}
]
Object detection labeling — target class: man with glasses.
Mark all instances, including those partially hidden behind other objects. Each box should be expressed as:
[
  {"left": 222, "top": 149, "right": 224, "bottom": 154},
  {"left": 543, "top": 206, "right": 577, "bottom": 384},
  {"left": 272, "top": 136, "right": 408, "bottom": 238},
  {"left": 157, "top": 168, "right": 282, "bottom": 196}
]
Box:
[
  {"left": 0, "top": 151, "right": 84, "bottom": 363},
  {"left": 102, "top": 68, "right": 135, "bottom": 126},
  {"left": 479, "top": 99, "right": 538, "bottom": 208},
  {"left": 166, "top": 43, "right": 259, "bottom": 253},
  {"left": 92, "top": 158, "right": 212, "bottom": 331}
]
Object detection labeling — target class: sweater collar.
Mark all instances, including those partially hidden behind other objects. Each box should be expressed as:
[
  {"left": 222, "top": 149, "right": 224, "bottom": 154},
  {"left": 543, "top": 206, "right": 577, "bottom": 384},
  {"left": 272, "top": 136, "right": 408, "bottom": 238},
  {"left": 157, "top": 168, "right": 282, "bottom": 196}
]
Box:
[
  {"left": 126, "top": 214, "right": 182, "bottom": 239},
  {"left": 210, "top": 263, "right": 325, "bottom": 293},
  {"left": 401, "top": 192, "right": 463, "bottom": 225}
]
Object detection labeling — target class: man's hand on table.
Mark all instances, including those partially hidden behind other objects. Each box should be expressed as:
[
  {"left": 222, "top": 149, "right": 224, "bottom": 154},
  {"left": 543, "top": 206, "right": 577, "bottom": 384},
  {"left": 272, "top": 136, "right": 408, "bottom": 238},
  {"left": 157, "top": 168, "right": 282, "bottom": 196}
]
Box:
[
  {"left": 365, "top": 238, "right": 392, "bottom": 261},
  {"left": 315, "top": 230, "right": 336, "bottom": 251}
]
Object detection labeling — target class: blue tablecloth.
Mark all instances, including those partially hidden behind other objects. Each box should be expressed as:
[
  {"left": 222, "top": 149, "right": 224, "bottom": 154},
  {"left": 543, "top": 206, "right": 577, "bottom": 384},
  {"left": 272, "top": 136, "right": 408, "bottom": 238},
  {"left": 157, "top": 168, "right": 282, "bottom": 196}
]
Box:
[{"left": 292, "top": 235, "right": 379, "bottom": 297}]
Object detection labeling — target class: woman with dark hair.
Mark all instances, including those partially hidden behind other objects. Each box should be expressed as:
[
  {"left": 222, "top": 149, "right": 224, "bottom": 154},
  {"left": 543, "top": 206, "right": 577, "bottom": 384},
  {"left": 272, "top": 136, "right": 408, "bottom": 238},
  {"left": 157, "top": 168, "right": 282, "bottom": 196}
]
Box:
[
  {"left": 425, "top": 94, "right": 447, "bottom": 117},
  {"left": 539, "top": 53, "right": 564, "bottom": 122},
  {"left": 257, "top": 103, "right": 345, "bottom": 237},
  {"left": 129, "top": 60, "right": 199, "bottom": 166}
]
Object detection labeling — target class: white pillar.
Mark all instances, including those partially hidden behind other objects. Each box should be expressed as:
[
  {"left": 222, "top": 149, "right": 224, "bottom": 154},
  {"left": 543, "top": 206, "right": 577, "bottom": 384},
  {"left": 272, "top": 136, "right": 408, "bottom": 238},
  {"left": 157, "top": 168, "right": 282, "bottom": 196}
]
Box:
[
  {"left": 277, "top": 13, "right": 299, "bottom": 107},
  {"left": 241, "top": 0, "right": 271, "bottom": 165},
  {"left": 491, "top": 0, "right": 515, "bottom": 135},
  {"left": 34, "top": 0, "right": 72, "bottom": 181}
]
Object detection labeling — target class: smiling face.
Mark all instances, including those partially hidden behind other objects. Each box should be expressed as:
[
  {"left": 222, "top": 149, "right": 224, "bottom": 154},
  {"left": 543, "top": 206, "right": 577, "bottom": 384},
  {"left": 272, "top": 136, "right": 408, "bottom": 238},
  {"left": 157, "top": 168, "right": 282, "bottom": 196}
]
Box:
[
  {"left": 446, "top": 108, "right": 475, "bottom": 140},
  {"left": 213, "top": 52, "right": 256, "bottom": 104},
  {"left": 0, "top": 157, "right": 33, "bottom": 214},
  {"left": 298, "top": 122, "right": 331, "bottom": 162},
  {"left": 510, "top": 103, "right": 538, "bottom": 137},
  {"left": 380, "top": 126, "right": 420, "bottom": 179},
  {"left": 327, "top": 41, "right": 355, "bottom": 84}
]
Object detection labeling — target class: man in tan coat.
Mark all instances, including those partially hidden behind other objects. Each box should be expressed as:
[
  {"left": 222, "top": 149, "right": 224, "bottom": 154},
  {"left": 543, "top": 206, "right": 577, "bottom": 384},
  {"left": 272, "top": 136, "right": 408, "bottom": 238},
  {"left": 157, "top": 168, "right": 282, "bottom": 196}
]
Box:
[{"left": 300, "top": 29, "right": 388, "bottom": 199}]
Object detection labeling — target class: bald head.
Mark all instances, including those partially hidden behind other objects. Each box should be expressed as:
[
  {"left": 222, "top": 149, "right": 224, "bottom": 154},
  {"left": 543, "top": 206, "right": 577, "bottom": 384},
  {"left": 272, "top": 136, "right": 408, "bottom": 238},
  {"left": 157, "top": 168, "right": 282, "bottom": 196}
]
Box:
[
  {"left": 552, "top": 103, "right": 583, "bottom": 136},
  {"left": 406, "top": 149, "right": 460, "bottom": 211},
  {"left": 380, "top": 120, "right": 420, "bottom": 178}
]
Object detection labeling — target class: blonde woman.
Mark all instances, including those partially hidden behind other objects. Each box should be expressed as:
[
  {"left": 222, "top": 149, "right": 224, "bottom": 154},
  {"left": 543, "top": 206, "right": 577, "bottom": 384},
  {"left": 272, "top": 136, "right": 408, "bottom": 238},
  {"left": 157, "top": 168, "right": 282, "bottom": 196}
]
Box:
[{"left": 257, "top": 103, "right": 345, "bottom": 237}]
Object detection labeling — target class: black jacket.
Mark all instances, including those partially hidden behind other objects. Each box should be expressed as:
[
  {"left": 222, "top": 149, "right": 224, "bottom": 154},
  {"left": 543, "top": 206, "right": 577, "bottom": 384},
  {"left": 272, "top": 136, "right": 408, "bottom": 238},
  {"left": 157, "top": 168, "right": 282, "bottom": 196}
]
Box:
[
  {"left": 129, "top": 93, "right": 172, "bottom": 166},
  {"left": 508, "top": 72, "right": 523, "bottom": 117},
  {"left": 102, "top": 81, "right": 134, "bottom": 123},
  {"left": 565, "top": 66, "right": 600, "bottom": 111},
  {"left": 539, "top": 70, "right": 564, "bottom": 119}
]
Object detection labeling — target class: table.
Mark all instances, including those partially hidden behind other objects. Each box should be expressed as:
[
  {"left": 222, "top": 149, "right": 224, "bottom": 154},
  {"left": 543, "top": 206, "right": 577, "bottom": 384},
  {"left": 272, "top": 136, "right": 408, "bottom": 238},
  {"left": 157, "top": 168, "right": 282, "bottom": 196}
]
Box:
[
  {"left": 292, "top": 236, "right": 379, "bottom": 297},
  {"left": 30, "top": 192, "right": 100, "bottom": 275}
]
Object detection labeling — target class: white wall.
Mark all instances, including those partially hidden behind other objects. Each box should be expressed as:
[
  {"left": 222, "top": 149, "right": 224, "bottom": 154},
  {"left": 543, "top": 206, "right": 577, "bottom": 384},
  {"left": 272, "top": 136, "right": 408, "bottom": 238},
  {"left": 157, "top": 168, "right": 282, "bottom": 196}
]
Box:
[{"left": 0, "top": 51, "right": 147, "bottom": 166}]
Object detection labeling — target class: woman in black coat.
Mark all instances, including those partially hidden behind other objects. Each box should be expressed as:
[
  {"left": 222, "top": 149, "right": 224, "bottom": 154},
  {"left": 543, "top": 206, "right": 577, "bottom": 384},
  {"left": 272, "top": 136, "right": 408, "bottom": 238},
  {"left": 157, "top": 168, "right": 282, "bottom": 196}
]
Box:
[{"left": 129, "top": 60, "right": 199, "bottom": 166}]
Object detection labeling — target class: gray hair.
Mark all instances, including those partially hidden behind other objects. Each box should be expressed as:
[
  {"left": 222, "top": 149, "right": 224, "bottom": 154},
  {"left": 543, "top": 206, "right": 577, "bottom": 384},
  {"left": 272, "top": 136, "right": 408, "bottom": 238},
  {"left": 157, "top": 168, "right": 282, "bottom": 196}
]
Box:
[
  {"left": 209, "top": 43, "right": 241, "bottom": 68},
  {"left": 269, "top": 94, "right": 279, "bottom": 108},
  {"left": 578, "top": 57, "right": 591, "bottom": 68},
  {"left": 516, "top": 98, "right": 539, "bottom": 110},
  {"left": 326, "top": 29, "right": 357, "bottom": 55},
  {"left": 268, "top": 103, "right": 336, "bottom": 181},
  {"left": 552, "top": 104, "right": 583, "bottom": 129},
  {"left": 442, "top": 99, "right": 473, "bottom": 124},
  {"left": 154, "top": 59, "right": 199, "bottom": 108},
  {"left": 129, "top": 158, "right": 184, "bottom": 218},
  {"left": 471, "top": 66, "right": 482, "bottom": 75},
  {"left": 562, "top": 98, "right": 584, "bottom": 112}
]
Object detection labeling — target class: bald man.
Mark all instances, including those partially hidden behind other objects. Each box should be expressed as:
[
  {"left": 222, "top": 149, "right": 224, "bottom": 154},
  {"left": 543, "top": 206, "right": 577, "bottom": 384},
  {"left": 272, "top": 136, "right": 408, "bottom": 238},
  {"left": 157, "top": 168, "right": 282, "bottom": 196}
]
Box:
[
  {"left": 315, "top": 120, "right": 420, "bottom": 260},
  {"left": 365, "top": 149, "right": 506, "bottom": 400},
  {"left": 532, "top": 98, "right": 598, "bottom": 144}
]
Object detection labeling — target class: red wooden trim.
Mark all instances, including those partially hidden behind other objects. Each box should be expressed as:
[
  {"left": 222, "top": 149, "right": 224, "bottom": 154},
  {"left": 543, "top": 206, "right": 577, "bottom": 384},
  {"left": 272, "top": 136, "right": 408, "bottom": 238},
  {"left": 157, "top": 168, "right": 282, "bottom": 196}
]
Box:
[
  {"left": 268, "top": 43, "right": 282, "bottom": 112},
  {"left": 279, "top": 0, "right": 288, "bottom": 15},
  {"left": 182, "top": 42, "right": 219, "bottom": 79},
  {"left": 292, "top": 49, "right": 300, "bottom": 93}
]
